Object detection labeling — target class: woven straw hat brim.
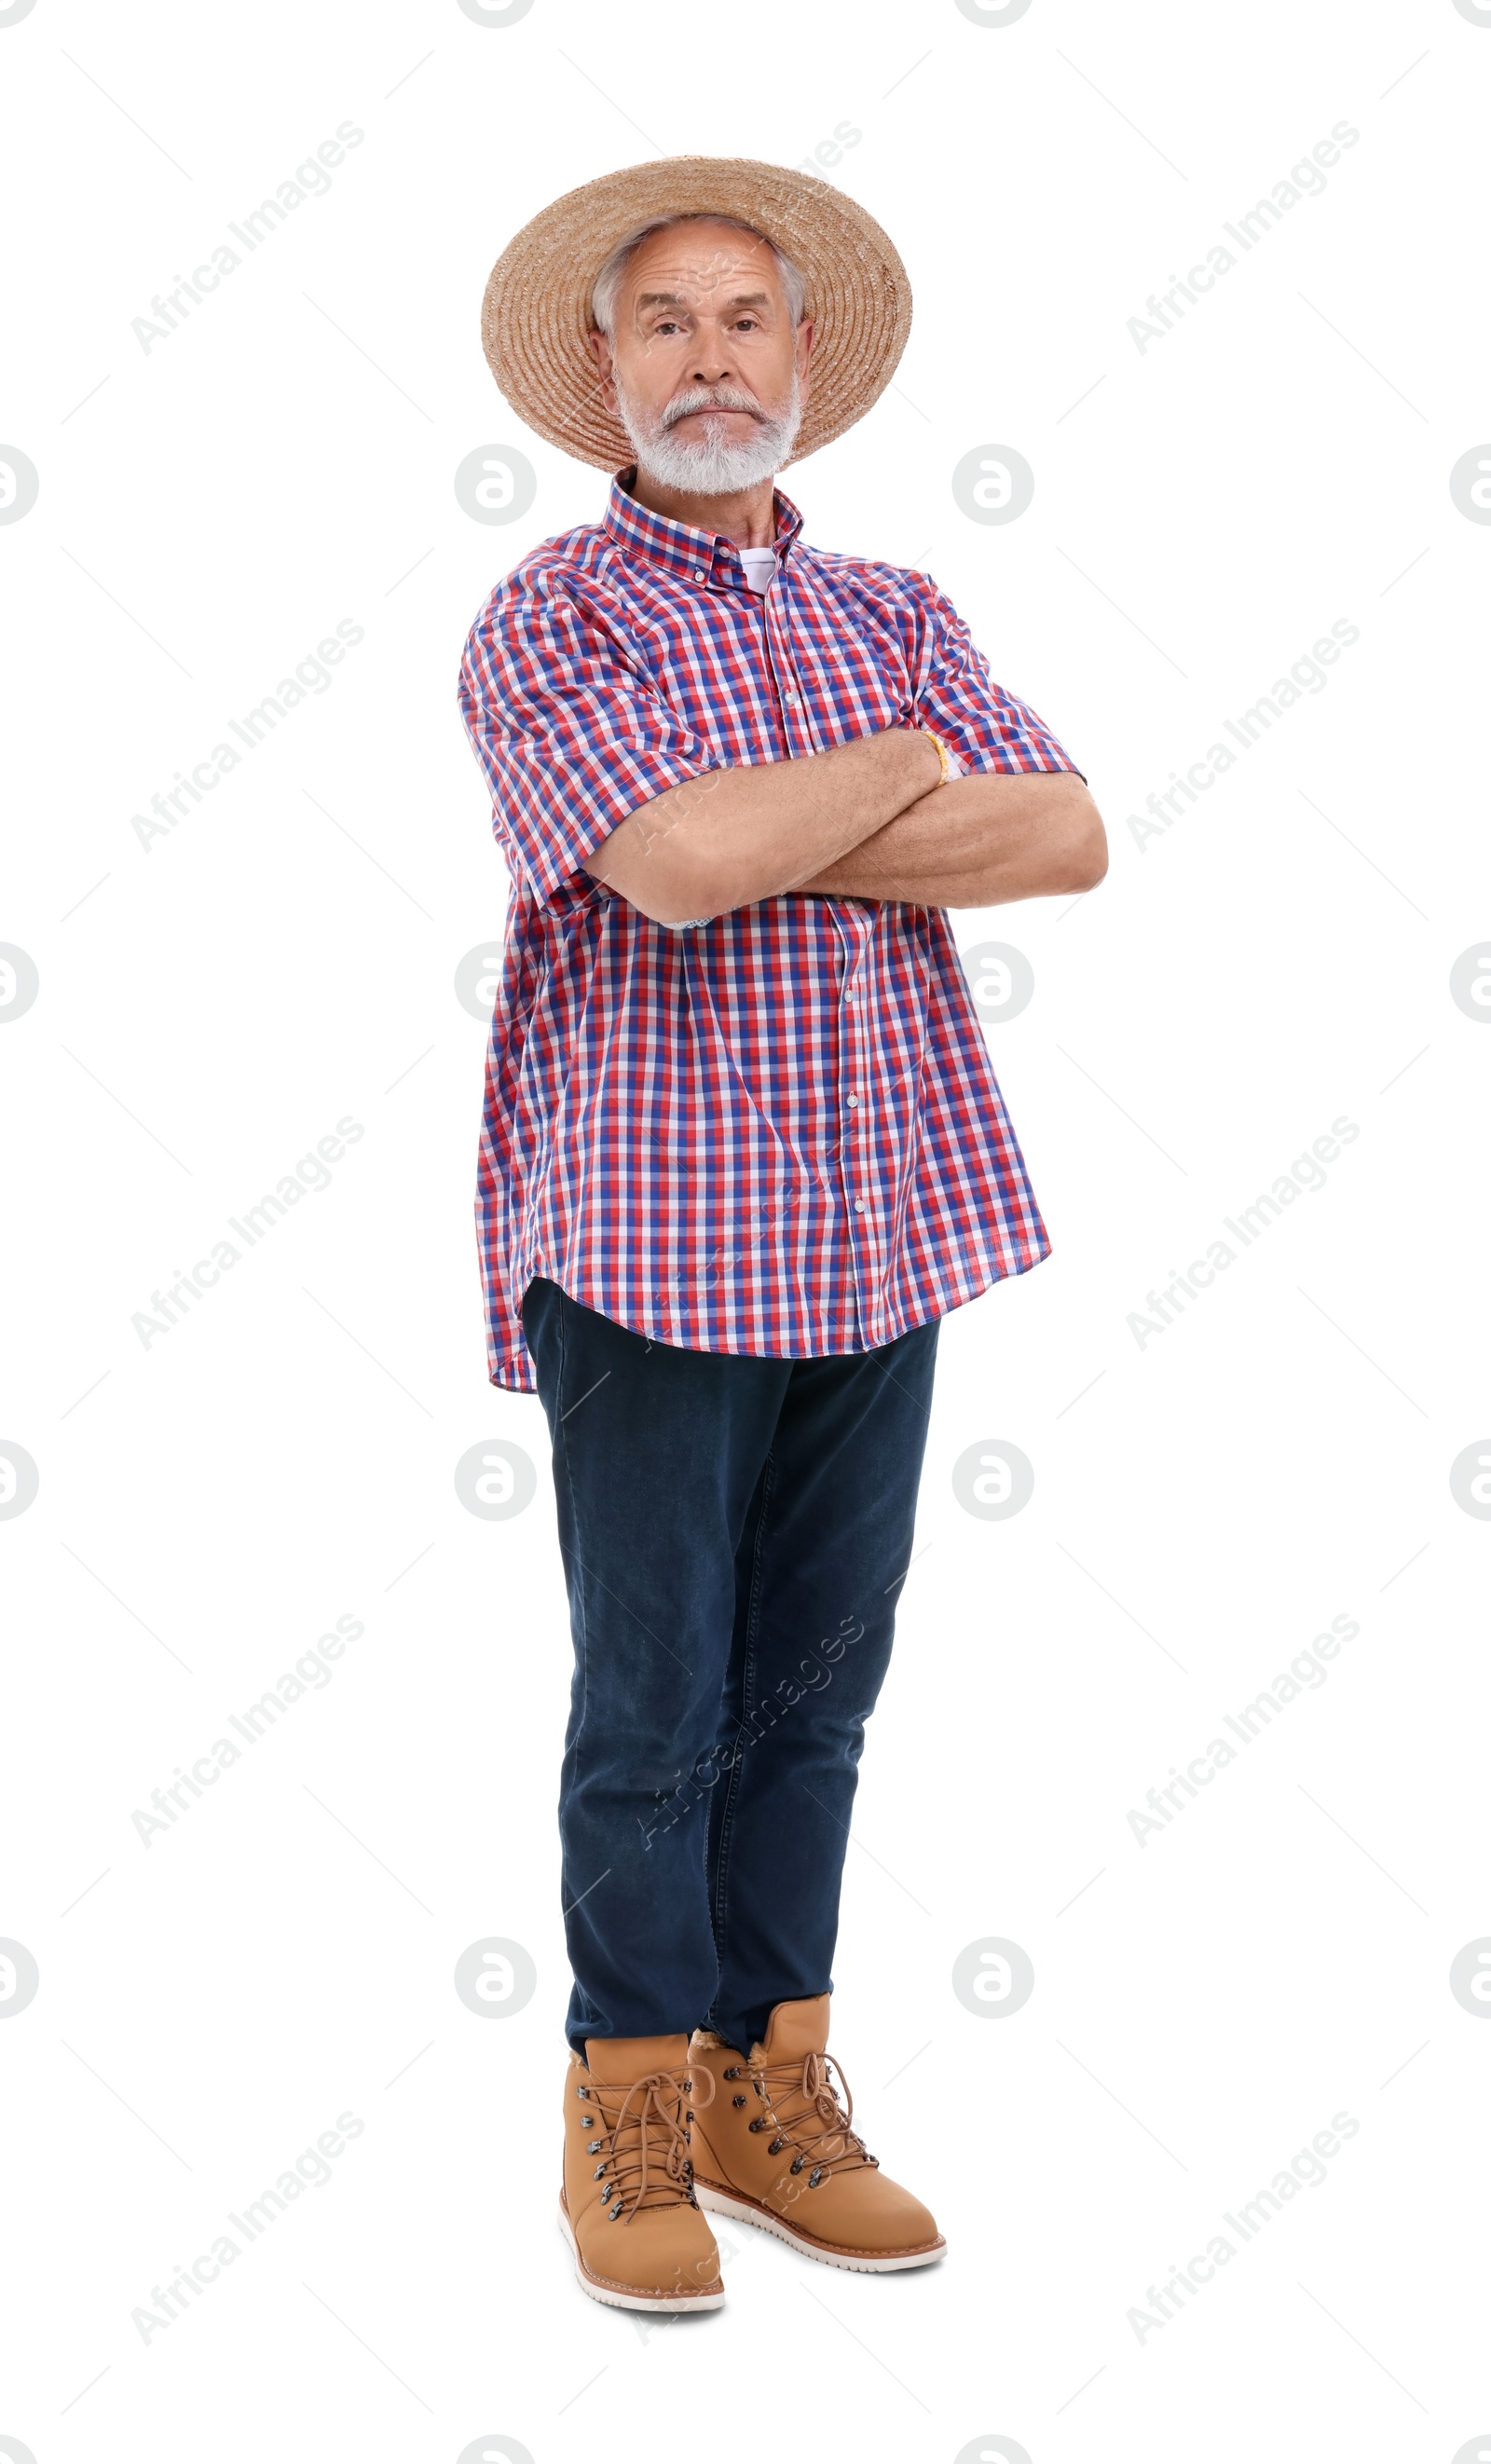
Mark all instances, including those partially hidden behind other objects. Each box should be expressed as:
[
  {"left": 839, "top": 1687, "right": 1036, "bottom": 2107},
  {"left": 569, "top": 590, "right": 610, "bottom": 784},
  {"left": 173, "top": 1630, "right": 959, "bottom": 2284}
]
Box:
[{"left": 481, "top": 156, "right": 911, "bottom": 472}]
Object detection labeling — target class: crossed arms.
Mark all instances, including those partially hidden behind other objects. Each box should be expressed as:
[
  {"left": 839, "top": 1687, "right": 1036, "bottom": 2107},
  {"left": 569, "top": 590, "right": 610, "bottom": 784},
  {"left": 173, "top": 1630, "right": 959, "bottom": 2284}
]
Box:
[{"left": 589, "top": 727, "right": 1107, "bottom": 924}]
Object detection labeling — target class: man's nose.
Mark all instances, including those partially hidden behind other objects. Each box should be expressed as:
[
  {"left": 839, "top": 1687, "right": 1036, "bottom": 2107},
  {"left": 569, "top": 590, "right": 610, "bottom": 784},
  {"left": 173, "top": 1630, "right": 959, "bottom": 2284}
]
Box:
[{"left": 687, "top": 321, "right": 736, "bottom": 386}]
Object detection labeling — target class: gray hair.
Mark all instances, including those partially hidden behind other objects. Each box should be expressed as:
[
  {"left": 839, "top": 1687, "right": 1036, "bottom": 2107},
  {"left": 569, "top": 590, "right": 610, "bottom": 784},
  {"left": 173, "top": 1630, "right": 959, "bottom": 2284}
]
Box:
[{"left": 591, "top": 212, "right": 807, "bottom": 336}]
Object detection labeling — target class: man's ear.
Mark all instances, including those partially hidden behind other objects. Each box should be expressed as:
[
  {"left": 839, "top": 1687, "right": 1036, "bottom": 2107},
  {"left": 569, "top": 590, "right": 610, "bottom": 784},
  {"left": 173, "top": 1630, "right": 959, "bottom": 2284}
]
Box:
[
  {"left": 795, "top": 317, "right": 814, "bottom": 406},
  {"left": 586, "top": 325, "right": 618, "bottom": 413}
]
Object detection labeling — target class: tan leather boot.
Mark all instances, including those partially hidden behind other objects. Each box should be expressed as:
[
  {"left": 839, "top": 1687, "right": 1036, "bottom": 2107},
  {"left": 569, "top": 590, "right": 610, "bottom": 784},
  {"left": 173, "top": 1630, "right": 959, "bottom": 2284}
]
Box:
[
  {"left": 688, "top": 1995, "right": 945, "bottom": 2272},
  {"left": 558, "top": 2033, "right": 724, "bottom": 2310}
]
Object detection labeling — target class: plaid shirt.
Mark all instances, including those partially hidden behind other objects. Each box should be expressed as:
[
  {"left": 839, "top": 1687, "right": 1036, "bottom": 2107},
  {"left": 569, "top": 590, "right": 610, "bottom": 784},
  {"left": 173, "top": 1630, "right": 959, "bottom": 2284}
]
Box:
[{"left": 458, "top": 471, "right": 1080, "bottom": 1393}]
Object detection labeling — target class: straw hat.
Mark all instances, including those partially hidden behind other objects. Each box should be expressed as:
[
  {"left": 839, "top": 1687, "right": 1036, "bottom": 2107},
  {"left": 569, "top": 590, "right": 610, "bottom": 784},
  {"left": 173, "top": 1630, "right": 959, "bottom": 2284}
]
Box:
[{"left": 480, "top": 156, "right": 912, "bottom": 472}]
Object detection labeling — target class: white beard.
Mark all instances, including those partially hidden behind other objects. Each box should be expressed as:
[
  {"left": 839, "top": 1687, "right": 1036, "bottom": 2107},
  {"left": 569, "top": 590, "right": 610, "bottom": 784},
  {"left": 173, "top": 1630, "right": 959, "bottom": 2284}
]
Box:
[{"left": 614, "top": 369, "right": 803, "bottom": 495}]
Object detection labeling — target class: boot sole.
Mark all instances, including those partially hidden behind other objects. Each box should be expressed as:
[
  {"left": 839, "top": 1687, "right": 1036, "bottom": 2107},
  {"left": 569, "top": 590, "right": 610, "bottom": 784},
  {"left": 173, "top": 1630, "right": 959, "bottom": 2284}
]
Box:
[
  {"left": 693, "top": 2182, "right": 947, "bottom": 2272},
  {"left": 556, "top": 2195, "right": 726, "bottom": 2312}
]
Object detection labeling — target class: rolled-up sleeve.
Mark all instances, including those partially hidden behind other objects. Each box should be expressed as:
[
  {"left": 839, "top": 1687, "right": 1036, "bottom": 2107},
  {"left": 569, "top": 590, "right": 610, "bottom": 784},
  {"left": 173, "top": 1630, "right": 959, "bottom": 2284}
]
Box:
[
  {"left": 458, "top": 572, "right": 718, "bottom": 907},
  {"left": 910, "top": 575, "right": 1085, "bottom": 783}
]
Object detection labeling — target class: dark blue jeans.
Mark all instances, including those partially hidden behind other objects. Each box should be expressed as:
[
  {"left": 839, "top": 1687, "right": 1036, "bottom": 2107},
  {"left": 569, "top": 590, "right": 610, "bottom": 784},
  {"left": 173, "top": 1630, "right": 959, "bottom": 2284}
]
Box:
[{"left": 521, "top": 1276, "right": 941, "bottom": 2059}]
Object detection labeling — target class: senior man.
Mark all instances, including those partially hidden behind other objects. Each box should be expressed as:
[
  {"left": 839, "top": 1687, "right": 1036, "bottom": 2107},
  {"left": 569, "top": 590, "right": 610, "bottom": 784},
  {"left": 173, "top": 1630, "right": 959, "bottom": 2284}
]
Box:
[{"left": 459, "top": 157, "right": 1105, "bottom": 2314}]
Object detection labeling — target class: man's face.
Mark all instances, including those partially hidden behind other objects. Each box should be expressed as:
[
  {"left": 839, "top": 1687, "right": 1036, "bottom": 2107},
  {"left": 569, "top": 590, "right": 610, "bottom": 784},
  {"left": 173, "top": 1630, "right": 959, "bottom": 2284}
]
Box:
[{"left": 588, "top": 218, "right": 814, "bottom": 494}]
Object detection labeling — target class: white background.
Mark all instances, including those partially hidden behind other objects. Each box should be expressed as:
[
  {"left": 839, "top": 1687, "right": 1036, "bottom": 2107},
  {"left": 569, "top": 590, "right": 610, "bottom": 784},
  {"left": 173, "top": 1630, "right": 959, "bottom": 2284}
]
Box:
[{"left": 3, "top": 0, "right": 1489, "bottom": 2457}]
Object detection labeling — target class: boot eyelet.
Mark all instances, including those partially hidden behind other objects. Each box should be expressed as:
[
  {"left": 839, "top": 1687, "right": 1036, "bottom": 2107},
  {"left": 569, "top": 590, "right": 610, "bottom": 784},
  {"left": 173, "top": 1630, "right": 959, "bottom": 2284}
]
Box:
[
  {"left": 768, "top": 2136, "right": 785, "bottom": 2156},
  {"left": 809, "top": 2168, "right": 824, "bottom": 2188},
  {"left": 789, "top": 2156, "right": 804, "bottom": 2175},
  {"left": 732, "top": 2094, "right": 746, "bottom": 2108},
  {"left": 749, "top": 2116, "right": 769, "bottom": 2133},
  {"left": 723, "top": 2065, "right": 742, "bottom": 2079}
]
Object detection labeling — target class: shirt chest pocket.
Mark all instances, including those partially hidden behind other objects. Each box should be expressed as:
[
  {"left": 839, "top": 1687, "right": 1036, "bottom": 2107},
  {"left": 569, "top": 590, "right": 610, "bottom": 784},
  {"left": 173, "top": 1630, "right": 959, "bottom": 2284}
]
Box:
[
  {"left": 784, "top": 623, "right": 916, "bottom": 746},
  {"left": 636, "top": 596, "right": 913, "bottom": 755}
]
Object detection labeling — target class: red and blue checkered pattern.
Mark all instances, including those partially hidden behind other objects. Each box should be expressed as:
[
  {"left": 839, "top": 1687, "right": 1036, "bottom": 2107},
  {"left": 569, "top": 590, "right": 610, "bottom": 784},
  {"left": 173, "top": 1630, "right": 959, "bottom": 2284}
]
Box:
[{"left": 458, "top": 472, "right": 1079, "bottom": 1392}]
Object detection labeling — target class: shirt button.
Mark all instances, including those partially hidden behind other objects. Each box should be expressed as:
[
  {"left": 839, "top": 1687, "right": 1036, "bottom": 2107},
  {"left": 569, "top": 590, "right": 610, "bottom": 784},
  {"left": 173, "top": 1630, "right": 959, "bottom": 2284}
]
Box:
[
  {"left": 847, "top": 1095, "right": 858, "bottom": 1107},
  {"left": 692, "top": 568, "right": 705, "bottom": 582},
  {"left": 855, "top": 1199, "right": 867, "bottom": 1212}
]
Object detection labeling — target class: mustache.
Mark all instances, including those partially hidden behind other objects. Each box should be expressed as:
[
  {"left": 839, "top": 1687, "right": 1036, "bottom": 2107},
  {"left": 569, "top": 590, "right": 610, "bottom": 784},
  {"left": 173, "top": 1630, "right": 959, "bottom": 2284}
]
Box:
[{"left": 662, "top": 387, "right": 765, "bottom": 429}]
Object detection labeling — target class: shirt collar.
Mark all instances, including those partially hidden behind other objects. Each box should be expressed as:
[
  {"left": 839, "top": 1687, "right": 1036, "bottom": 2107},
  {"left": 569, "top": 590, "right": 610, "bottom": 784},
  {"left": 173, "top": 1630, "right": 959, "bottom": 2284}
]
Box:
[{"left": 603, "top": 466, "right": 804, "bottom": 588}]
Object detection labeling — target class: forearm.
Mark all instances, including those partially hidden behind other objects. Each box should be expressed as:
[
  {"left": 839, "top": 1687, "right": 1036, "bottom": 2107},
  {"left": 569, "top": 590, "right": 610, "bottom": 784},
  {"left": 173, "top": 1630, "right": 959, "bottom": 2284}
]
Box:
[
  {"left": 795, "top": 770, "right": 1108, "bottom": 907},
  {"left": 591, "top": 727, "right": 942, "bottom": 924}
]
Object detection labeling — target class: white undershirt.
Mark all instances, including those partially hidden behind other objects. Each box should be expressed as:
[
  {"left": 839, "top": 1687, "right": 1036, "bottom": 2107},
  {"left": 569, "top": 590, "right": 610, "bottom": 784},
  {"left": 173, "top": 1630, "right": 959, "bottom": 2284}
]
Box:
[{"left": 738, "top": 546, "right": 777, "bottom": 594}]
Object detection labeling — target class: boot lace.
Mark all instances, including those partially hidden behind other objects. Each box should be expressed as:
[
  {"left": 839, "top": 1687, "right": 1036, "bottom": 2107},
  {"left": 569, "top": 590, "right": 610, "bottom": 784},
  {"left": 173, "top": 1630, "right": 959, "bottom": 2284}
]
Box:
[
  {"left": 752, "top": 2050, "right": 877, "bottom": 2188},
  {"left": 580, "top": 2061, "right": 717, "bottom": 2224}
]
